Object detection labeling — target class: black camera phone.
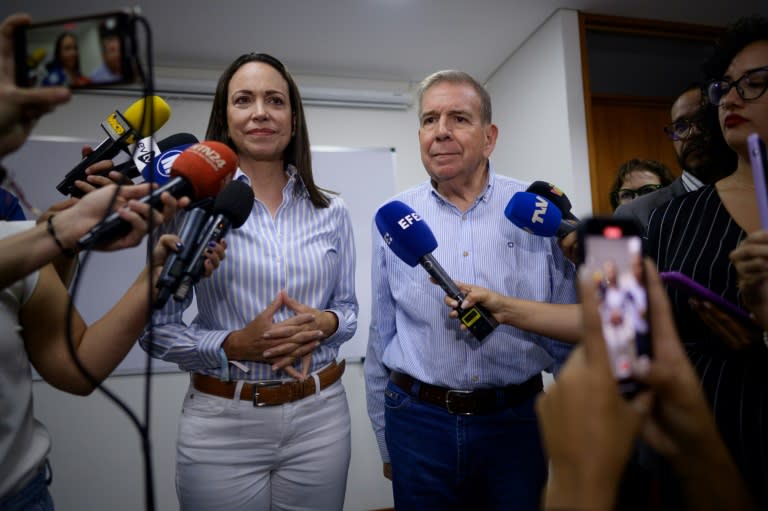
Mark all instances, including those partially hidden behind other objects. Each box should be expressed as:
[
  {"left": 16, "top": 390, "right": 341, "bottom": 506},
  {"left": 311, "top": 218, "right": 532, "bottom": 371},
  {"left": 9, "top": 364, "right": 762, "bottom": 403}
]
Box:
[
  {"left": 14, "top": 11, "right": 137, "bottom": 89},
  {"left": 577, "top": 217, "right": 651, "bottom": 396}
]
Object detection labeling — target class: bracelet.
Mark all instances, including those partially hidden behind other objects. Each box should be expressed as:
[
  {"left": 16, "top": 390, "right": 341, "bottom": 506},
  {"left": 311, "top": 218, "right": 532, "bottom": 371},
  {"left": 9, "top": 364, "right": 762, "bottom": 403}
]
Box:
[{"left": 46, "top": 215, "right": 77, "bottom": 257}]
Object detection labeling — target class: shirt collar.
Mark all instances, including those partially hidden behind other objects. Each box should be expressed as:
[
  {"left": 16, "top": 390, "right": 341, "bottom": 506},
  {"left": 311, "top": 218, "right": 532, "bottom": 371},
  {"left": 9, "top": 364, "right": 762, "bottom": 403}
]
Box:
[
  {"left": 429, "top": 161, "right": 495, "bottom": 208},
  {"left": 680, "top": 170, "right": 704, "bottom": 192},
  {"left": 233, "top": 164, "right": 306, "bottom": 196}
]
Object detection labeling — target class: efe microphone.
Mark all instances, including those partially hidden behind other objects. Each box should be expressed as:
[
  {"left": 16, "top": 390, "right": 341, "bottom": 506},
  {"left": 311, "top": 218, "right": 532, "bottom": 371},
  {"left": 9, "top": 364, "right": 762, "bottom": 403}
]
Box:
[
  {"left": 77, "top": 141, "right": 238, "bottom": 249},
  {"left": 56, "top": 96, "right": 172, "bottom": 197},
  {"left": 172, "top": 180, "right": 254, "bottom": 303},
  {"left": 375, "top": 200, "right": 498, "bottom": 341}
]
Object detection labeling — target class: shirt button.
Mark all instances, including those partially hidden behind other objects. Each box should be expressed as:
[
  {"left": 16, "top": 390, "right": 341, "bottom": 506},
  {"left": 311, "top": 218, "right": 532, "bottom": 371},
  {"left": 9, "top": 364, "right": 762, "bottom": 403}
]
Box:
[
  {"left": 461, "top": 216, "right": 467, "bottom": 221},
  {"left": 471, "top": 375, "right": 479, "bottom": 383},
  {"left": 463, "top": 251, "right": 469, "bottom": 257}
]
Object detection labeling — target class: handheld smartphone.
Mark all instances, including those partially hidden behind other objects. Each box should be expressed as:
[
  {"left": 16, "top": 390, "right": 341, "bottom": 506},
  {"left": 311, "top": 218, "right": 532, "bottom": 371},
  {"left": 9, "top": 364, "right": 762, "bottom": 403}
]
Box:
[
  {"left": 748, "top": 133, "right": 768, "bottom": 229},
  {"left": 578, "top": 217, "right": 650, "bottom": 396},
  {"left": 660, "top": 271, "right": 752, "bottom": 323},
  {"left": 14, "top": 11, "right": 137, "bottom": 89}
]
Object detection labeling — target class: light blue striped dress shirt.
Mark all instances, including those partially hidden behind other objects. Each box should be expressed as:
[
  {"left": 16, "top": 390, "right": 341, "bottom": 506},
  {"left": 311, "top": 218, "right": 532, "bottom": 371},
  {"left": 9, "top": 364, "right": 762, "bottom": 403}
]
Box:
[
  {"left": 140, "top": 166, "right": 358, "bottom": 381},
  {"left": 364, "top": 168, "right": 577, "bottom": 461}
]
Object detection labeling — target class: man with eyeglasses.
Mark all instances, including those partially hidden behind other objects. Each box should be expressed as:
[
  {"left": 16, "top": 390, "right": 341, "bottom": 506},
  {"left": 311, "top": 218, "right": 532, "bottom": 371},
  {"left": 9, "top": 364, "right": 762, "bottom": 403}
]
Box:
[{"left": 614, "top": 83, "right": 736, "bottom": 232}]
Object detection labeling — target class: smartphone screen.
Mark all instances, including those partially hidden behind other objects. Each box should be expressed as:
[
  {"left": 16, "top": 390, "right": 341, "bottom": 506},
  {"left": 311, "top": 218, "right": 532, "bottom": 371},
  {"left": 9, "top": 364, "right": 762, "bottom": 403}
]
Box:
[
  {"left": 14, "top": 12, "right": 136, "bottom": 89},
  {"left": 579, "top": 218, "right": 650, "bottom": 395}
]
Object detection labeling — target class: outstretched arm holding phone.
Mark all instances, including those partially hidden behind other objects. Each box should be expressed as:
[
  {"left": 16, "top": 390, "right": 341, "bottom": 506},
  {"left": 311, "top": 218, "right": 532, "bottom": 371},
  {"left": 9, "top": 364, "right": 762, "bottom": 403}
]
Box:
[{"left": 539, "top": 261, "right": 754, "bottom": 511}]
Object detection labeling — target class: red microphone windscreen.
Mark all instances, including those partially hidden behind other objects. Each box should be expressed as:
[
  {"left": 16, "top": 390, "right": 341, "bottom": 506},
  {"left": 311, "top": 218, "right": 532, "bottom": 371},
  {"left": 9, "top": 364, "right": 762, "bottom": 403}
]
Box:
[{"left": 170, "top": 141, "right": 238, "bottom": 199}]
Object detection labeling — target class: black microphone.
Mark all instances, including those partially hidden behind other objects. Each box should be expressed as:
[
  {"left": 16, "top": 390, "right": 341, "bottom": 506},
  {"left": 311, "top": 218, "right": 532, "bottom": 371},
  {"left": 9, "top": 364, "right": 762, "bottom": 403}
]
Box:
[
  {"left": 76, "top": 141, "right": 238, "bottom": 249},
  {"left": 375, "top": 200, "right": 499, "bottom": 341},
  {"left": 56, "top": 96, "right": 172, "bottom": 197},
  {"left": 153, "top": 205, "right": 213, "bottom": 309},
  {"left": 172, "top": 180, "right": 254, "bottom": 302},
  {"left": 525, "top": 181, "right": 580, "bottom": 223}
]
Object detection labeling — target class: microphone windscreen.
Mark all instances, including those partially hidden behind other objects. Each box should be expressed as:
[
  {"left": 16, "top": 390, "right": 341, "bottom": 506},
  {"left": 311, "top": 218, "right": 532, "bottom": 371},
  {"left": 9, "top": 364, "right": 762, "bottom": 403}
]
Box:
[
  {"left": 504, "top": 192, "right": 563, "bottom": 237},
  {"left": 375, "top": 200, "right": 437, "bottom": 267},
  {"left": 171, "top": 141, "right": 238, "bottom": 199},
  {"left": 142, "top": 133, "right": 200, "bottom": 184},
  {"left": 526, "top": 181, "right": 577, "bottom": 220},
  {"left": 27, "top": 47, "right": 47, "bottom": 67},
  {"left": 213, "top": 180, "right": 254, "bottom": 228},
  {"left": 122, "top": 96, "right": 172, "bottom": 138}
]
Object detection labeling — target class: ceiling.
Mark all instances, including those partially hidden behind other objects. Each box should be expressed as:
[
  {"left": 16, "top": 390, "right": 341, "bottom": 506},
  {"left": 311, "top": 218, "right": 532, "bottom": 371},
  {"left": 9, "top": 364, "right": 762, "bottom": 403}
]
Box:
[{"left": 5, "top": 0, "right": 768, "bottom": 86}]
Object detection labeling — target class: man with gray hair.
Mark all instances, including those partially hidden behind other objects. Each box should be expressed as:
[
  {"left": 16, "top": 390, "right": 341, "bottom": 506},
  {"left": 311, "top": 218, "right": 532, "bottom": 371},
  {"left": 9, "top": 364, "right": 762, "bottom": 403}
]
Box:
[{"left": 364, "top": 70, "right": 577, "bottom": 510}]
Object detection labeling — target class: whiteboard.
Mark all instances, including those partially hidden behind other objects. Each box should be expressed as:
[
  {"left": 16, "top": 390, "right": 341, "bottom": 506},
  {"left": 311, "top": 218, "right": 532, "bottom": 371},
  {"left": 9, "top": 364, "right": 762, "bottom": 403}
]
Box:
[{"left": 5, "top": 138, "right": 395, "bottom": 375}]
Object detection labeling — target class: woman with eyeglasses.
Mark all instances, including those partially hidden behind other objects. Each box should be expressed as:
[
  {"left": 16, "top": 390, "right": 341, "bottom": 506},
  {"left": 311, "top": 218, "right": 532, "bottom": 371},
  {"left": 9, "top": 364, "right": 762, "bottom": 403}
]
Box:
[
  {"left": 608, "top": 158, "right": 674, "bottom": 210},
  {"left": 646, "top": 15, "right": 768, "bottom": 507}
]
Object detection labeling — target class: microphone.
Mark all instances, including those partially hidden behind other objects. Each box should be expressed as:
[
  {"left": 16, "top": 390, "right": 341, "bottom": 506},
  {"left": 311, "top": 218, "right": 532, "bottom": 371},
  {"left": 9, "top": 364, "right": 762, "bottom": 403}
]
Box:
[
  {"left": 171, "top": 180, "right": 254, "bottom": 303},
  {"left": 504, "top": 192, "right": 577, "bottom": 238},
  {"left": 77, "top": 141, "right": 238, "bottom": 249},
  {"left": 141, "top": 135, "right": 199, "bottom": 184},
  {"left": 56, "top": 96, "right": 172, "bottom": 197},
  {"left": 110, "top": 132, "right": 199, "bottom": 181},
  {"left": 153, "top": 205, "right": 213, "bottom": 309},
  {"left": 525, "top": 181, "right": 579, "bottom": 223},
  {"left": 27, "top": 47, "right": 47, "bottom": 68},
  {"left": 375, "top": 200, "right": 499, "bottom": 341}
]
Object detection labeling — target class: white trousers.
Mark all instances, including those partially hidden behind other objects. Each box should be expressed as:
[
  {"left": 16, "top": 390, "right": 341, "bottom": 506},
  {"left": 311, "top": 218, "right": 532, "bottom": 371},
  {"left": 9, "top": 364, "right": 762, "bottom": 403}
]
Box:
[{"left": 175, "top": 378, "right": 351, "bottom": 511}]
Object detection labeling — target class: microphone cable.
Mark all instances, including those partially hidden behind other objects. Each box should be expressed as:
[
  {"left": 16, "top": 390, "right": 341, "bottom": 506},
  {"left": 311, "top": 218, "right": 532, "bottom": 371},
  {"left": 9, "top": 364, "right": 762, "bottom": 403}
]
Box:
[{"left": 61, "top": 12, "right": 159, "bottom": 511}]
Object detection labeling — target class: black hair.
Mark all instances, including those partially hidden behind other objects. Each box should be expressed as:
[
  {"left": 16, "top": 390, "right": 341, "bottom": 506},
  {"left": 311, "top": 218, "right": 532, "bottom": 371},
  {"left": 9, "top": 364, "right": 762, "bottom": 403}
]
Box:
[{"left": 702, "top": 15, "right": 768, "bottom": 80}]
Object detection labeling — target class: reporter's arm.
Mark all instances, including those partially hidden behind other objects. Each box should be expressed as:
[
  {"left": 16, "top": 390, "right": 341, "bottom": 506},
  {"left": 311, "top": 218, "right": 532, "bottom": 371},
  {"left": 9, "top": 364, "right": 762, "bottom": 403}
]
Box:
[
  {"left": 20, "top": 235, "right": 205, "bottom": 395},
  {"left": 0, "top": 183, "right": 186, "bottom": 289},
  {"left": 539, "top": 268, "right": 650, "bottom": 511},
  {"left": 445, "top": 283, "right": 581, "bottom": 343}
]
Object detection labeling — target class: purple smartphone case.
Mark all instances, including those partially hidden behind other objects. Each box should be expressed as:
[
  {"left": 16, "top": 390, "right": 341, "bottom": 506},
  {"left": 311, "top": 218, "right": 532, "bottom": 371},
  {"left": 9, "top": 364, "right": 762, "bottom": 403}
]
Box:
[
  {"left": 748, "top": 133, "right": 768, "bottom": 230},
  {"left": 660, "top": 271, "right": 751, "bottom": 321}
]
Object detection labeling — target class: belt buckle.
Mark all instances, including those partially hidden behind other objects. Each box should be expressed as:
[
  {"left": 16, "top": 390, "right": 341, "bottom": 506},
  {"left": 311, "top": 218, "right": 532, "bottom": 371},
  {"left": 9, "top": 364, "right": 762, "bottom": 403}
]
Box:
[
  {"left": 252, "top": 380, "right": 283, "bottom": 407},
  {"left": 445, "top": 389, "right": 475, "bottom": 415}
]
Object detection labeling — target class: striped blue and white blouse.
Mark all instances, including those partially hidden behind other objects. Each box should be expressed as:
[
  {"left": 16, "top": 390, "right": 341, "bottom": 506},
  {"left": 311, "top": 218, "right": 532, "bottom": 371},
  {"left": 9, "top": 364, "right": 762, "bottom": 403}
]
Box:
[{"left": 139, "top": 165, "right": 358, "bottom": 381}]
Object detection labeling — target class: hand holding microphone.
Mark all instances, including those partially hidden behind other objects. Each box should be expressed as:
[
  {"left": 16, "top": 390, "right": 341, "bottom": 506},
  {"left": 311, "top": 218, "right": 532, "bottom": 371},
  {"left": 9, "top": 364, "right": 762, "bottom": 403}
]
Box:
[
  {"left": 375, "top": 200, "right": 498, "bottom": 341},
  {"left": 56, "top": 95, "right": 172, "bottom": 197},
  {"left": 77, "top": 141, "right": 238, "bottom": 250},
  {"left": 48, "top": 181, "right": 188, "bottom": 254},
  {"left": 74, "top": 132, "right": 200, "bottom": 195}
]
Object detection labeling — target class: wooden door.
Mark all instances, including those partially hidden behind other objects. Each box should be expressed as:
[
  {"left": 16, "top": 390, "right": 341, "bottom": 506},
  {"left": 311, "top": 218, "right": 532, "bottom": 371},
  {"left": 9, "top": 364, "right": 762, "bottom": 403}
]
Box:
[
  {"left": 578, "top": 13, "right": 723, "bottom": 215},
  {"left": 589, "top": 95, "right": 680, "bottom": 214}
]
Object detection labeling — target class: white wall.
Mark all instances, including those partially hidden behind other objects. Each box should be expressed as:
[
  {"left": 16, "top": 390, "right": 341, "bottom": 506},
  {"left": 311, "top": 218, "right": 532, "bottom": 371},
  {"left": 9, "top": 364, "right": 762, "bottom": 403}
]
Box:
[
  {"left": 27, "top": 11, "right": 591, "bottom": 507},
  {"left": 485, "top": 9, "right": 592, "bottom": 218}
]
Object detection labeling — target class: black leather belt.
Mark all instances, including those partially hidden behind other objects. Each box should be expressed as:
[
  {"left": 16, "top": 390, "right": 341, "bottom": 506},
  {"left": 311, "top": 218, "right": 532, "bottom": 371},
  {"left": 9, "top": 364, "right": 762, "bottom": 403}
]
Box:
[{"left": 389, "top": 371, "right": 543, "bottom": 415}]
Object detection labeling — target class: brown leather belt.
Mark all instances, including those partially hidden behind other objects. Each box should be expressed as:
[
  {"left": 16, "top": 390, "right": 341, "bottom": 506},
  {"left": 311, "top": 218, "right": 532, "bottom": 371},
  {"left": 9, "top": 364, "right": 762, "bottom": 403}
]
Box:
[
  {"left": 192, "top": 360, "right": 345, "bottom": 407},
  {"left": 390, "top": 370, "right": 542, "bottom": 415}
]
